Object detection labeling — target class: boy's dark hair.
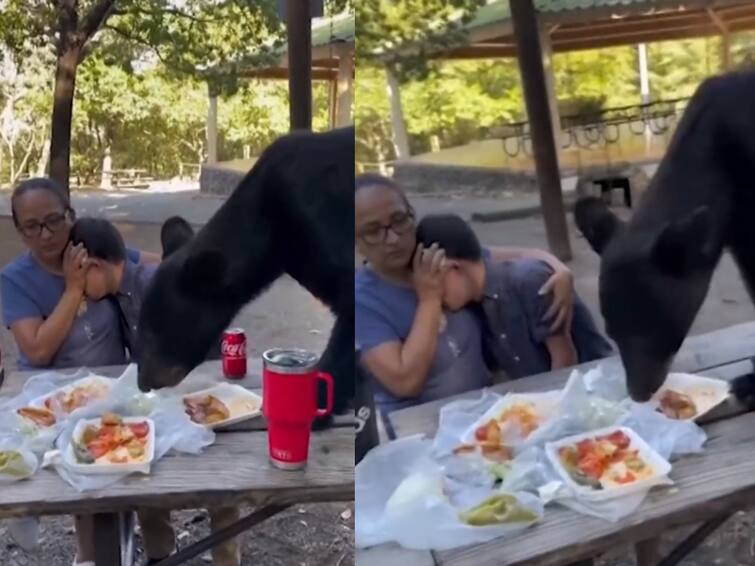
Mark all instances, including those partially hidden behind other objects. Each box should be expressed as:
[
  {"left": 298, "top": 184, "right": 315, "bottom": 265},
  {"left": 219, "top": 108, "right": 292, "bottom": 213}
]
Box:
[
  {"left": 11, "top": 177, "right": 71, "bottom": 226},
  {"left": 70, "top": 218, "right": 126, "bottom": 263},
  {"left": 416, "top": 214, "right": 483, "bottom": 261}
]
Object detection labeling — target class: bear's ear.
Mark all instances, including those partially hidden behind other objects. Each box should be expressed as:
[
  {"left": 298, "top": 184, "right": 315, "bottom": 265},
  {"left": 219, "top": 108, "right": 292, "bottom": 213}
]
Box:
[
  {"left": 574, "top": 197, "right": 624, "bottom": 255},
  {"left": 178, "top": 248, "right": 229, "bottom": 298},
  {"left": 651, "top": 206, "right": 717, "bottom": 277}
]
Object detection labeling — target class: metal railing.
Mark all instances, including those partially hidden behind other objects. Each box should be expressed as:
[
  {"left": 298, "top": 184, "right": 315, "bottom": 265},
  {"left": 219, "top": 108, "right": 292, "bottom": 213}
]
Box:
[{"left": 356, "top": 97, "right": 692, "bottom": 171}]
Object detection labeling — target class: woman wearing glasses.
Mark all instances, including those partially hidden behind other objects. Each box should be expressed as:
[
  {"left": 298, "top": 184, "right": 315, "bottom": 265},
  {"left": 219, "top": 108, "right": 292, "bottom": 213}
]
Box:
[
  {"left": 0, "top": 178, "right": 168, "bottom": 566},
  {"left": 1, "top": 178, "right": 159, "bottom": 370},
  {"left": 354, "top": 173, "right": 574, "bottom": 435}
]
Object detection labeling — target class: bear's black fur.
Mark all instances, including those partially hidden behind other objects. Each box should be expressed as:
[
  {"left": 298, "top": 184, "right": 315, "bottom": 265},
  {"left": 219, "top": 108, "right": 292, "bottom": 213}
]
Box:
[
  {"left": 161, "top": 216, "right": 195, "bottom": 260},
  {"left": 574, "top": 71, "right": 755, "bottom": 403},
  {"left": 137, "top": 126, "right": 355, "bottom": 421}
]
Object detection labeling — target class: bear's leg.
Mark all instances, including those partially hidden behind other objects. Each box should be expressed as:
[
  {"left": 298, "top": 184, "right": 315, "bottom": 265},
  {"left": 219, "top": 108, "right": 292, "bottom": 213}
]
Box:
[
  {"left": 313, "top": 313, "right": 355, "bottom": 430},
  {"left": 725, "top": 222, "right": 755, "bottom": 408}
]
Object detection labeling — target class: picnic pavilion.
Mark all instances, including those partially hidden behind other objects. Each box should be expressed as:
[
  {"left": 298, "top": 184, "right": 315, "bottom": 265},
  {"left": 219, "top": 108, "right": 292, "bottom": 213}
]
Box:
[
  {"left": 197, "top": 10, "right": 354, "bottom": 195},
  {"left": 381, "top": 0, "right": 755, "bottom": 260}
]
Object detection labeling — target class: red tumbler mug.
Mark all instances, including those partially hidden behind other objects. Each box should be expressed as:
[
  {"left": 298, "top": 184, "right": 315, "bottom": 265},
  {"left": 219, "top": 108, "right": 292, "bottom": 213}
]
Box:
[{"left": 262, "top": 348, "right": 334, "bottom": 470}]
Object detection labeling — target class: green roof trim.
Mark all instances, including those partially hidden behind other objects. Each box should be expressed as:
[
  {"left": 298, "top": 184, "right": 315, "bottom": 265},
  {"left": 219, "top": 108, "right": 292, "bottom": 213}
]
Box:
[
  {"left": 311, "top": 12, "right": 355, "bottom": 47},
  {"left": 464, "top": 0, "right": 677, "bottom": 31}
]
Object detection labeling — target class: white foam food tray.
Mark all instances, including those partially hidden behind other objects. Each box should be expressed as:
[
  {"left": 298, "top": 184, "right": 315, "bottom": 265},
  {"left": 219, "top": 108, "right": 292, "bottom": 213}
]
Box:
[
  {"left": 19, "top": 376, "right": 115, "bottom": 426},
  {"left": 545, "top": 426, "right": 671, "bottom": 502},
  {"left": 64, "top": 416, "right": 156, "bottom": 475},
  {"left": 462, "top": 390, "right": 562, "bottom": 446},
  {"left": 182, "top": 383, "right": 262, "bottom": 429},
  {"left": 650, "top": 373, "right": 730, "bottom": 421}
]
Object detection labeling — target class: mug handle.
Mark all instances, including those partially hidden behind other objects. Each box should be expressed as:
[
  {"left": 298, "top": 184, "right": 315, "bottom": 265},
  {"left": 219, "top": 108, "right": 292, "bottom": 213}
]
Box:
[{"left": 315, "top": 371, "right": 334, "bottom": 417}]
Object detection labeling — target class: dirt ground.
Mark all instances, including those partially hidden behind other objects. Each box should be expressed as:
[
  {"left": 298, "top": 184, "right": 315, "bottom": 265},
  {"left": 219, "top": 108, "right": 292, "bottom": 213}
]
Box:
[{"left": 0, "top": 217, "right": 353, "bottom": 566}]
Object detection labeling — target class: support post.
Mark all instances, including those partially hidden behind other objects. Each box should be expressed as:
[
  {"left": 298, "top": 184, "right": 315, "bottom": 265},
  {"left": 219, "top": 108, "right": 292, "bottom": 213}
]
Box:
[
  {"left": 287, "top": 0, "right": 312, "bottom": 130},
  {"left": 335, "top": 44, "right": 354, "bottom": 127},
  {"left": 385, "top": 66, "right": 410, "bottom": 159},
  {"left": 329, "top": 79, "right": 338, "bottom": 128},
  {"left": 510, "top": 0, "right": 572, "bottom": 260},
  {"left": 100, "top": 146, "right": 112, "bottom": 190},
  {"left": 721, "top": 32, "right": 732, "bottom": 71},
  {"left": 638, "top": 43, "right": 652, "bottom": 155},
  {"left": 707, "top": 8, "right": 732, "bottom": 71},
  {"left": 206, "top": 89, "right": 218, "bottom": 165},
  {"left": 539, "top": 25, "right": 562, "bottom": 152}
]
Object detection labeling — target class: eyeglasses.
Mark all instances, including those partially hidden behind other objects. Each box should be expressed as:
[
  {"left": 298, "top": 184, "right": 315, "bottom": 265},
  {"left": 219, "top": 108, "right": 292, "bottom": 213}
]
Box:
[
  {"left": 18, "top": 211, "right": 72, "bottom": 238},
  {"left": 359, "top": 211, "right": 415, "bottom": 245}
]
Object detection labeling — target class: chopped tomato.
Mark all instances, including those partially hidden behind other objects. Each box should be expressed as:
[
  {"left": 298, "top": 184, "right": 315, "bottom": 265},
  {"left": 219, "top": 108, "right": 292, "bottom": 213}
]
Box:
[
  {"left": 578, "top": 453, "right": 606, "bottom": 479},
  {"left": 474, "top": 425, "right": 488, "bottom": 442},
  {"left": 87, "top": 439, "right": 110, "bottom": 459},
  {"left": 601, "top": 431, "right": 630, "bottom": 450},
  {"left": 576, "top": 439, "right": 594, "bottom": 459},
  {"left": 128, "top": 422, "right": 149, "bottom": 439},
  {"left": 614, "top": 472, "right": 636, "bottom": 484}
]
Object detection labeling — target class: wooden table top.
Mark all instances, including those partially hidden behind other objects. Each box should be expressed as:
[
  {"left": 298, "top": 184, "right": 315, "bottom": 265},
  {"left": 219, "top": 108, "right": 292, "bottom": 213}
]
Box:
[
  {"left": 0, "top": 359, "right": 355, "bottom": 518},
  {"left": 365, "top": 322, "right": 755, "bottom": 566}
]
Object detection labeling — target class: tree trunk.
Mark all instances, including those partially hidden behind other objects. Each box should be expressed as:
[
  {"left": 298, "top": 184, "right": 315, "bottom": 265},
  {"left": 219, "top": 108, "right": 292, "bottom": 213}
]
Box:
[{"left": 49, "top": 47, "right": 80, "bottom": 194}]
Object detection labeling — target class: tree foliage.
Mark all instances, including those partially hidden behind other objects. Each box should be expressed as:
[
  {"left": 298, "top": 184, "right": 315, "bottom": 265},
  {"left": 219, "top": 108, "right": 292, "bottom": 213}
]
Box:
[
  {"left": 0, "top": 40, "right": 334, "bottom": 186},
  {"left": 355, "top": 0, "right": 484, "bottom": 81},
  {"left": 0, "top": 0, "right": 288, "bottom": 190}
]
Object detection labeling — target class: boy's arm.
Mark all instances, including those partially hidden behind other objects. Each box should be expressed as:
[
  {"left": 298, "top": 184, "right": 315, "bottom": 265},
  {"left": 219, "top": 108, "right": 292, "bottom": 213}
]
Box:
[
  {"left": 512, "top": 260, "right": 578, "bottom": 370},
  {"left": 487, "top": 246, "right": 573, "bottom": 332},
  {"left": 545, "top": 333, "right": 578, "bottom": 370}
]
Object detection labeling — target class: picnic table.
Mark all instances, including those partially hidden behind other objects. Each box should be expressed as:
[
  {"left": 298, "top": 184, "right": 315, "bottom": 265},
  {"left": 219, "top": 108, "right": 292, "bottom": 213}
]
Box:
[
  {"left": 0, "top": 358, "right": 355, "bottom": 566},
  {"left": 109, "top": 169, "right": 153, "bottom": 189},
  {"left": 357, "top": 321, "right": 755, "bottom": 566}
]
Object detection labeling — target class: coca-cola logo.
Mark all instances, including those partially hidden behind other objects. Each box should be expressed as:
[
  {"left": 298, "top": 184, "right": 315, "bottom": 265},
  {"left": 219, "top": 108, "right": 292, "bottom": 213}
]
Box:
[{"left": 222, "top": 342, "right": 246, "bottom": 358}]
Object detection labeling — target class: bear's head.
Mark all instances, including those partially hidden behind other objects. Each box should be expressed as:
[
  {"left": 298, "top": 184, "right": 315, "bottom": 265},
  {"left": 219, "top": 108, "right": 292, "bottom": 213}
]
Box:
[
  {"left": 575, "top": 197, "right": 718, "bottom": 402},
  {"left": 137, "top": 246, "right": 239, "bottom": 392}
]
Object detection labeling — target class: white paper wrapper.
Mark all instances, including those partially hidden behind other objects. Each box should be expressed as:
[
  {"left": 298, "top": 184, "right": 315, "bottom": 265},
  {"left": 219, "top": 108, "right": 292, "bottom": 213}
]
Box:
[
  {"left": 385, "top": 363, "right": 710, "bottom": 539},
  {"left": 40, "top": 365, "right": 215, "bottom": 491},
  {"left": 356, "top": 435, "right": 543, "bottom": 550}
]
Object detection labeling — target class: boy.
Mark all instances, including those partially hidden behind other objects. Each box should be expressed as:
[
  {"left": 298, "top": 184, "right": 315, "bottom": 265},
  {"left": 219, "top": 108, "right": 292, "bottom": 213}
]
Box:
[
  {"left": 70, "top": 218, "right": 242, "bottom": 566},
  {"left": 415, "top": 214, "right": 613, "bottom": 379}
]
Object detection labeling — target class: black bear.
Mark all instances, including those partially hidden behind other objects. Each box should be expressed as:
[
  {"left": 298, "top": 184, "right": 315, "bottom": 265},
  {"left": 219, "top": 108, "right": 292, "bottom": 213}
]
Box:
[
  {"left": 160, "top": 216, "right": 195, "bottom": 260},
  {"left": 574, "top": 70, "right": 755, "bottom": 403},
  {"left": 158, "top": 215, "right": 223, "bottom": 361},
  {"left": 136, "top": 126, "right": 355, "bottom": 420}
]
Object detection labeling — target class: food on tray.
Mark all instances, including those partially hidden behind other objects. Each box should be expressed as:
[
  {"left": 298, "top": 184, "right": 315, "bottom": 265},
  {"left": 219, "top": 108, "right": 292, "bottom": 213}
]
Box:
[
  {"left": 385, "top": 471, "right": 445, "bottom": 516},
  {"left": 183, "top": 395, "right": 231, "bottom": 425},
  {"left": 453, "top": 442, "right": 512, "bottom": 463},
  {"left": 45, "top": 381, "right": 110, "bottom": 414},
  {"left": 0, "top": 450, "right": 33, "bottom": 478},
  {"left": 557, "top": 430, "right": 654, "bottom": 490},
  {"left": 474, "top": 419, "right": 502, "bottom": 444},
  {"left": 657, "top": 389, "right": 698, "bottom": 420},
  {"left": 72, "top": 413, "right": 150, "bottom": 465},
  {"left": 16, "top": 406, "right": 56, "bottom": 427},
  {"left": 497, "top": 403, "right": 541, "bottom": 438},
  {"left": 459, "top": 494, "right": 539, "bottom": 526},
  {"left": 473, "top": 402, "right": 543, "bottom": 446}
]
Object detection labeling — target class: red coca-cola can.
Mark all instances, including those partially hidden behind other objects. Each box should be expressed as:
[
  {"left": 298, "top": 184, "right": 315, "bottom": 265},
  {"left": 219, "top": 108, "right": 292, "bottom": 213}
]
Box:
[{"left": 221, "top": 328, "right": 247, "bottom": 379}]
